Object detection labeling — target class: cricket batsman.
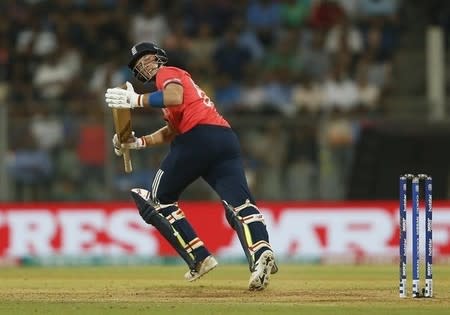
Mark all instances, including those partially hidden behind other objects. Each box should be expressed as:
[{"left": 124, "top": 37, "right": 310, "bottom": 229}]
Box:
[{"left": 105, "top": 42, "right": 278, "bottom": 290}]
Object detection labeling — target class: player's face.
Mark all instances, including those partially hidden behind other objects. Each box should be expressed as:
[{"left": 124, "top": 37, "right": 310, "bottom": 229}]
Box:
[{"left": 133, "top": 54, "right": 159, "bottom": 82}]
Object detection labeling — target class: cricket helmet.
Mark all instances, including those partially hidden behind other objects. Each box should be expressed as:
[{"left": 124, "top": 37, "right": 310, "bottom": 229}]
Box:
[{"left": 127, "top": 42, "right": 168, "bottom": 69}]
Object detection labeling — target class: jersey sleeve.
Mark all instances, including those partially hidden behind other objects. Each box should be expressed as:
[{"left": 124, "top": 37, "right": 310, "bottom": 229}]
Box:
[{"left": 156, "top": 67, "right": 184, "bottom": 90}]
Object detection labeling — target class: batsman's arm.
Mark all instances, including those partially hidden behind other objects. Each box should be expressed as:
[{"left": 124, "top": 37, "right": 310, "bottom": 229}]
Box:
[
  {"left": 142, "top": 124, "right": 176, "bottom": 147},
  {"left": 141, "top": 83, "right": 183, "bottom": 108}
]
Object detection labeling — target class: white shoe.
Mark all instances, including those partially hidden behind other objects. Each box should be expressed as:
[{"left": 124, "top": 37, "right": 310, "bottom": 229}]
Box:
[
  {"left": 248, "top": 250, "right": 275, "bottom": 291},
  {"left": 184, "top": 256, "right": 218, "bottom": 282}
]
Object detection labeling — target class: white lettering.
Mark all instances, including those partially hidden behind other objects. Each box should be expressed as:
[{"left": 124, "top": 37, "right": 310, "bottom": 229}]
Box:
[
  {"left": 220, "top": 208, "right": 394, "bottom": 259},
  {"left": 268, "top": 208, "right": 393, "bottom": 257},
  {"left": 107, "top": 210, "right": 156, "bottom": 255},
  {"left": 328, "top": 210, "right": 393, "bottom": 254},
  {"left": 7, "top": 211, "right": 55, "bottom": 256},
  {"left": 58, "top": 211, "right": 105, "bottom": 255}
]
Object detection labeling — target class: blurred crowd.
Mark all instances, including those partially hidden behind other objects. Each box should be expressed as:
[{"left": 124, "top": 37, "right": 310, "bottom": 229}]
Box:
[{"left": 1, "top": 0, "right": 402, "bottom": 201}]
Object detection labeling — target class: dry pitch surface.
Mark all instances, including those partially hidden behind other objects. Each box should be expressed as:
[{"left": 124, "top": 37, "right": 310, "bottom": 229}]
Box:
[{"left": 0, "top": 264, "right": 449, "bottom": 315}]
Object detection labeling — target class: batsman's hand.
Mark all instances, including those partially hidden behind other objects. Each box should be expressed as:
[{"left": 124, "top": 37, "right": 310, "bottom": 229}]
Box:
[
  {"left": 112, "top": 134, "right": 123, "bottom": 156},
  {"left": 121, "top": 131, "right": 147, "bottom": 150},
  {"left": 105, "top": 81, "right": 143, "bottom": 109}
]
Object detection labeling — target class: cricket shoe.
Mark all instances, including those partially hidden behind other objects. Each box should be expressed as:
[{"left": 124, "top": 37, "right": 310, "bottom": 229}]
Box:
[
  {"left": 184, "top": 255, "right": 218, "bottom": 282},
  {"left": 248, "top": 250, "right": 276, "bottom": 291}
]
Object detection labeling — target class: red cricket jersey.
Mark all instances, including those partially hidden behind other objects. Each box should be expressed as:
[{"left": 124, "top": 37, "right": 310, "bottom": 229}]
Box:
[{"left": 155, "top": 66, "right": 230, "bottom": 134}]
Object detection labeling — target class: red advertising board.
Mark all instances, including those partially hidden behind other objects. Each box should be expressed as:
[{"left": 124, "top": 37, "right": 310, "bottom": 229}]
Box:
[{"left": 1, "top": 201, "right": 450, "bottom": 263}]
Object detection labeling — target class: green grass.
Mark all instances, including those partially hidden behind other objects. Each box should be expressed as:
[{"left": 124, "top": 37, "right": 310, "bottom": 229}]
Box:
[{"left": 0, "top": 264, "right": 448, "bottom": 314}]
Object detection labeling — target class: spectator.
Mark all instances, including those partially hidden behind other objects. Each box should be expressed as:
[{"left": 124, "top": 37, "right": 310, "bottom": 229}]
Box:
[
  {"left": 335, "top": 0, "right": 361, "bottom": 19},
  {"left": 214, "top": 74, "right": 242, "bottom": 114},
  {"left": 264, "top": 29, "right": 303, "bottom": 75},
  {"left": 325, "top": 14, "right": 364, "bottom": 58},
  {"left": 30, "top": 107, "right": 64, "bottom": 152},
  {"left": 300, "top": 29, "right": 331, "bottom": 81},
  {"left": 6, "top": 129, "right": 53, "bottom": 201},
  {"left": 15, "top": 15, "right": 57, "bottom": 58},
  {"left": 54, "top": 138, "right": 82, "bottom": 184},
  {"left": 322, "top": 61, "right": 359, "bottom": 112},
  {"left": 76, "top": 110, "right": 106, "bottom": 191},
  {"left": 183, "top": 0, "right": 238, "bottom": 36},
  {"left": 309, "top": 0, "right": 345, "bottom": 30},
  {"left": 284, "top": 124, "right": 319, "bottom": 199},
  {"left": 292, "top": 74, "right": 325, "bottom": 114},
  {"left": 162, "top": 21, "right": 192, "bottom": 69},
  {"left": 130, "top": 0, "right": 170, "bottom": 45},
  {"left": 261, "top": 68, "right": 295, "bottom": 116},
  {"left": 318, "top": 110, "right": 356, "bottom": 199},
  {"left": 355, "top": 67, "right": 380, "bottom": 112},
  {"left": 189, "top": 23, "right": 217, "bottom": 66},
  {"left": 239, "top": 67, "right": 267, "bottom": 113},
  {"left": 213, "top": 26, "right": 252, "bottom": 81},
  {"left": 356, "top": 49, "right": 392, "bottom": 93},
  {"left": 0, "top": 30, "right": 10, "bottom": 83},
  {"left": 246, "top": 0, "right": 282, "bottom": 47},
  {"left": 32, "top": 39, "right": 81, "bottom": 102},
  {"left": 280, "top": 0, "right": 312, "bottom": 28},
  {"left": 252, "top": 120, "right": 288, "bottom": 199},
  {"left": 234, "top": 15, "right": 266, "bottom": 61},
  {"left": 239, "top": 128, "right": 264, "bottom": 194},
  {"left": 89, "top": 54, "right": 130, "bottom": 95},
  {"left": 54, "top": 33, "right": 82, "bottom": 86},
  {"left": 363, "top": 23, "right": 396, "bottom": 63},
  {"left": 359, "top": 0, "right": 400, "bottom": 19}
]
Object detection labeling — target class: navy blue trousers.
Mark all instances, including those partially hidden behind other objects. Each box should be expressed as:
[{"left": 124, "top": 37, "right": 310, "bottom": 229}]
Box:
[
  {"left": 149, "top": 124, "right": 270, "bottom": 265},
  {"left": 152, "top": 124, "right": 255, "bottom": 207}
]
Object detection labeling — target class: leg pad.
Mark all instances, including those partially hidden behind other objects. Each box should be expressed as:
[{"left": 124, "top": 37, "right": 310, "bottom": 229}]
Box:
[
  {"left": 223, "top": 199, "right": 273, "bottom": 271},
  {"left": 131, "top": 188, "right": 197, "bottom": 269}
]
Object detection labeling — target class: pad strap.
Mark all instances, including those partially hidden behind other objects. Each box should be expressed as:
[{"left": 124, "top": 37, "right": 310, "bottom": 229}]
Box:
[
  {"left": 233, "top": 199, "right": 260, "bottom": 214},
  {"left": 249, "top": 240, "right": 272, "bottom": 255},
  {"left": 241, "top": 213, "right": 265, "bottom": 225},
  {"left": 165, "top": 208, "right": 185, "bottom": 224},
  {"left": 185, "top": 237, "right": 205, "bottom": 253}
]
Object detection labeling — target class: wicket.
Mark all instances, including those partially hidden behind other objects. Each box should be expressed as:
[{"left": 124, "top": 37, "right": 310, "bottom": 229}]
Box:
[{"left": 399, "top": 174, "right": 433, "bottom": 298}]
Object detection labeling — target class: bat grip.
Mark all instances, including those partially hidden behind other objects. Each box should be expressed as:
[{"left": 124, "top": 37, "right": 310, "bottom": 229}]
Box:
[{"left": 122, "top": 149, "right": 132, "bottom": 173}]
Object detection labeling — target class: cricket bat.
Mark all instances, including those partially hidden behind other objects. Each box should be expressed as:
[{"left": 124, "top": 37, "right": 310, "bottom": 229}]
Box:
[{"left": 112, "top": 108, "right": 133, "bottom": 173}]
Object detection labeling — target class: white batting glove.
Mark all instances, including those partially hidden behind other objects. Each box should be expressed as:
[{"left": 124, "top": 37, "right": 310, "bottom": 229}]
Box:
[
  {"left": 121, "top": 131, "right": 147, "bottom": 150},
  {"left": 105, "top": 81, "right": 143, "bottom": 109},
  {"left": 112, "top": 134, "right": 123, "bottom": 156}
]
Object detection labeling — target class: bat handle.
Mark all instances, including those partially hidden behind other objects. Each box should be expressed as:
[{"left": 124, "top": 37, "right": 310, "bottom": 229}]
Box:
[{"left": 122, "top": 149, "right": 132, "bottom": 173}]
